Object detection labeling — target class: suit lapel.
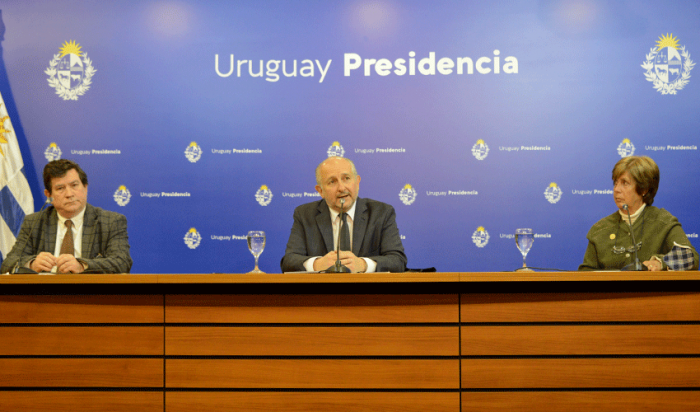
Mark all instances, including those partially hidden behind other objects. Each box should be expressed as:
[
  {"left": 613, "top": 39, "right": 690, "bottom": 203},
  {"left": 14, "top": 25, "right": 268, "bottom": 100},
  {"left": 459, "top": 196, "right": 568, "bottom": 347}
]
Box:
[
  {"left": 352, "top": 198, "right": 367, "bottom": 256},
  {"left": 315, "top": 201, "right": 334, "bottom": 253},
  {"left": 81, "top": 204, "right": 96, "bottom": 258},
  {"left": 45, "top": 208, "right": 59, "bottom": 253}
]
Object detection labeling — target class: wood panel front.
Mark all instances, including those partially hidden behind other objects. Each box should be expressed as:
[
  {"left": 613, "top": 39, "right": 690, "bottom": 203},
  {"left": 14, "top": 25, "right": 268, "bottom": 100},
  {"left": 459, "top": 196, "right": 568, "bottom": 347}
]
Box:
[
  {"left": 0, "top": 294, "right": 163, "bottom": 323},
  {"left": 461, "top": 325, "right": 700, "bottom": 355},
  {"left": 167, "top": 392, "right": 459, "bottom": 412},
  {"left": 461, "top": 391, "right": 700, "bottom": 412},
  {"left": 166, "top": 359, "right": 458, "bottom": 389},
  {"left": 461, "top": 358, "right": 700, "bottom": 388},
  {"left": 460, "top": 292, "right": 700, "bottom": 322},
  {"left": 0, "top": 391, "right": 162, "bottom": 412},
  {"left": 0, "top": 359, "right": 163, "bottom": 387},
  {"left": 0, "top": 326, "right": 164, "bottom": 355},
  {"left": 166, "top": 326, "right": 458, "bottom": 356},
  {"left": 166, "top": 294, "right": 458, "bottom": 323}
]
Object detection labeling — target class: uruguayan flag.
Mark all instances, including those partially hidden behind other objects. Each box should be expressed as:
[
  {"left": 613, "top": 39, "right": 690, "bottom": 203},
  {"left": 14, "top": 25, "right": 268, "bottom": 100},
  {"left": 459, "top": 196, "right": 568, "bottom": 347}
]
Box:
[{"left": 0, "top": 91, "right": 34, "bottom": 262}]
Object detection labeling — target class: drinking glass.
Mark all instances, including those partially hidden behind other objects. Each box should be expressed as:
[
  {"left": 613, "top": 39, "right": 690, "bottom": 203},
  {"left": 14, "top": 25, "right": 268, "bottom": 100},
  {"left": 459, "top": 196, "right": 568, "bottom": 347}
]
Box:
[
  {"left": 246, "top": 231, "right": 266, "bottom": 273},
  {"left": 515, "top": 228, "right": 534, "bottom": 270}
]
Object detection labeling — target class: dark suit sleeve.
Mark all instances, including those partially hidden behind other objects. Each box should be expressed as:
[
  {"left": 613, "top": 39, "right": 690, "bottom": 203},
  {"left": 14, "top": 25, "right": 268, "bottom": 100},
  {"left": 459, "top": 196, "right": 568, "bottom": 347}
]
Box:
[
  {"left": 280, "top": 206, "right": 313, "bottom": 272},
  {"left": 365, "top": 204, "right": 407, "bottom": 273},
  {"left": 0, "top": 214, "right": 42, "bottom": 273},
  {"left": 79, "top": 212, "right": 133, "bottom": 274}
]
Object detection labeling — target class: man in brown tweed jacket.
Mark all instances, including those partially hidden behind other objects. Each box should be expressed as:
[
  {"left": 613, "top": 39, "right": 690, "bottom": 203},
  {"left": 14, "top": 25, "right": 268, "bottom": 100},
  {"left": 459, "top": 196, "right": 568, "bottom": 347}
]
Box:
[{"left": 1, "top": 159, "right": 132, "bottom": 274}]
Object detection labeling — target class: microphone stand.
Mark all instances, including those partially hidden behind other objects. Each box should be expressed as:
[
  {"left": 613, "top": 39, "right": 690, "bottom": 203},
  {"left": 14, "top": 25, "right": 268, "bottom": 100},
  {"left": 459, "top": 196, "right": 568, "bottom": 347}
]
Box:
[
  {"left": 325, "top": 198, "right": 350, "bottom": 273},
  {"left": 621, "top": 204, "right": 647, "bottom": 271}
]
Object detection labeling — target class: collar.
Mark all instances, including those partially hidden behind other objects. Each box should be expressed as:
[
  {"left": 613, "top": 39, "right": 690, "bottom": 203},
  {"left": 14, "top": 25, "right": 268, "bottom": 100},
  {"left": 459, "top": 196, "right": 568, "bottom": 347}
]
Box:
[
  {"left": 57, "top": 206, "right": 86, "bottom": 229},
  {"left": 618, "top": 203, "right": 646, "bottom": 225},
  {"left": 328, "top": 198, "right": 358, "bottom": 222}
]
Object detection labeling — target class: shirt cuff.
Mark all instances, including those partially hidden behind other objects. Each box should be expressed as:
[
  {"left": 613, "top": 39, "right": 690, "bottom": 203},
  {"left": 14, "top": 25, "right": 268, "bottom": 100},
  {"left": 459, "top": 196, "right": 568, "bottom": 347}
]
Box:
[
  {"left": 362, "top": 258, "right": 377, "bottom": 273},
  {"left": 303, "top": 257, "right": 318, "bottom": 272}
]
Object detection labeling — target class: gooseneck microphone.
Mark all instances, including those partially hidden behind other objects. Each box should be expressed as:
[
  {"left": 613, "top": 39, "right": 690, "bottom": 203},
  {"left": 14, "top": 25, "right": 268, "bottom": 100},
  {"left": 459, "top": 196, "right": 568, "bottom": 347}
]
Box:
[
  {"left": 12, "top": 198, "right": 52, "bottom": 274},
  {"left": 325, "top": 198, "right": 350, "bottom": 273},
  {"left": 621, "top": 204, "right": 646, "bottom": 271}
]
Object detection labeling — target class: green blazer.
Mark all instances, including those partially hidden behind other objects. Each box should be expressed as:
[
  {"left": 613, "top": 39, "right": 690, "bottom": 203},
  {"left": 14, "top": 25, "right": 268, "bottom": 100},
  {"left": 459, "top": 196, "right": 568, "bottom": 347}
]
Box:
[{"left": 579, "top": 206, "right": 698, "bottom": 271}]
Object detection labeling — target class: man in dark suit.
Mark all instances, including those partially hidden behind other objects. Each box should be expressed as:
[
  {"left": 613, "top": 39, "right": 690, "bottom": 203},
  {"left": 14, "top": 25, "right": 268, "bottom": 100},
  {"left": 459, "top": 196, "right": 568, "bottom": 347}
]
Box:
[
  {"left": 1, "top": 159, "right": 132, "bottom": 274},
  {"left": 280, "top": 156, "right": 406, "bottom": 273}
]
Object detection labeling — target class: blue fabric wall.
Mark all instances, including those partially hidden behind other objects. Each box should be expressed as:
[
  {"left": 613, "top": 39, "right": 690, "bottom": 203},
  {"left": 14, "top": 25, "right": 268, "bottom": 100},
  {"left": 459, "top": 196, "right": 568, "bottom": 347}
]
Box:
[{"left": 1, "top": 0, "right": 698, "bottom": 273}]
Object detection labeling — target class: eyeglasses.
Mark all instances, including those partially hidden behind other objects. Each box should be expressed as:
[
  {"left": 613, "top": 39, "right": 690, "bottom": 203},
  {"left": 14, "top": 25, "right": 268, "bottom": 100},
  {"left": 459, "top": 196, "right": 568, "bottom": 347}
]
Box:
[{"left": 612, "top": 241, "right": 642, "bottom": 254}]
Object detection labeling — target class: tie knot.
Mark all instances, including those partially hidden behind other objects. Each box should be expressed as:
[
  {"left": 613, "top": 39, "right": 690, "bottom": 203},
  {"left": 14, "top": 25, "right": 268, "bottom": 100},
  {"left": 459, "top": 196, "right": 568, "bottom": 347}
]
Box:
[{"left": 65, "top": 220, "right": 73, "bottom": 230}]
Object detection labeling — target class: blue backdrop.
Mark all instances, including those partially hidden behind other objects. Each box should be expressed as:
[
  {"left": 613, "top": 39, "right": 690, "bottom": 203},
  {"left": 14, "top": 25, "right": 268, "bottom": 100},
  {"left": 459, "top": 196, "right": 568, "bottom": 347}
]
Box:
[{"left": 1, "top": 0, "right": 698, "bottom": 273}]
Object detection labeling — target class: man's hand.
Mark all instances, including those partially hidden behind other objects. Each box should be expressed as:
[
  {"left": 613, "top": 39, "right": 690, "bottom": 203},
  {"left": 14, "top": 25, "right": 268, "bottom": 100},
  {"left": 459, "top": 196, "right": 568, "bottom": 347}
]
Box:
[
  {"left": 56, "top": 254, "right": 85, "bottom": 274},
  {"left": 313, "top": 251, "right": 340, "bottom": 272},
  {"left": 30, "top": 252, "right": 58, "bottom": 273},
  {"left": 312, "top": 251, "right": 367, "bottom": 273},
  {"left": 338, "top": 251, "right": 367, "bottom": 273}
]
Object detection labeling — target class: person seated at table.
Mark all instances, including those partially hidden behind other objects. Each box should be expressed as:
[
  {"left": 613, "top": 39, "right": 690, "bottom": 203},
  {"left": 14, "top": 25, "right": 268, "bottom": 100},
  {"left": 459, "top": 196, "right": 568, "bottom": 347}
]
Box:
[
  {"left": 579, "top": 156, "right": 698, "bottom": 271},
  {"left": 1, "top": 159, "right": 133, "bottom": 274},
  {"left": 280, "top": 156, "right": 407, "bottom": 273}
]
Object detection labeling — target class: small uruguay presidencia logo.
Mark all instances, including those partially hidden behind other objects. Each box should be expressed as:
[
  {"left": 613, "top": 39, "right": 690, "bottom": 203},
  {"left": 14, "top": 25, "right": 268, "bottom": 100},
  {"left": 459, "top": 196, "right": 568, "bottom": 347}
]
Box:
[
  {"left": 399, "top": 184, "right": 417, "bottom": 205},
  {"left": 185, "top": 141, "right": 202, "bottom": 163},
  {"left": 255, "top": 185, "right": 273, "bottom": 206},
  {"left": 113, "top": 185, "right": 131, "bottom": 207},
  {"left": 544, "top": 182, "right": 562, "bottom": 204},
  {"left": 642, "top": 34, "right": 694, "bottom": 95},
  {"left": 44, "top": 143, "right": 62, "bottom": 161},
  {"left": 45, "top": 40, "right": 96, "bottom": 101},
  {"left": 184, "top": 228, "right": 202, "bottom": 249},
  {"left": 472, "top": 226, "right": 490, "bottom": 248},
  {"left": 617, "top": 138, "right": 635, "bottom": 158},
  {"left": 471, "top": 139, "right": 489, "bottom": 161},
  {"left": 327, "top": 141, "right": 345, "bottom": 157}
]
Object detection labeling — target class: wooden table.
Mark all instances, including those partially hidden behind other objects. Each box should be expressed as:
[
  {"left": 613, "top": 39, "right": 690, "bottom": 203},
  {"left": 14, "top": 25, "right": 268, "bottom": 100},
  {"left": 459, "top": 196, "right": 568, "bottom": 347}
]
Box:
[{"left": 1, "top": 272, "right": 699, "bottom": 411}]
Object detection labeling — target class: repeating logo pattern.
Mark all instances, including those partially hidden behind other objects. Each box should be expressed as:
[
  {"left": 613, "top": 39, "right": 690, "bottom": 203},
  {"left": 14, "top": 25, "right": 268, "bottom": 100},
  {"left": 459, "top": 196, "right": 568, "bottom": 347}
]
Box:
[
  {"left": 184, "top": 228, "right": 202, "bottom": 249},
  {"left": 399, "top": 184, "right": 417, "bottom": 205},
  {"left": 45, "top": 40, "right": 96, "bottom": 101},
  {"left": 471, "top": 139, "right": 489, "bottom": 160},
  {"left": 327, "top": 141, "right": 345, "bottom": 157},
  {"left": 544, "top": 182, "right": 562, "bottom": 204},
  {"left": 185, "top": 142, "right": 202, "bottom": 163},
  {"left": 255, "top": 185, "right": 273, "bottom": 206},
  {"left": 472, "top": 226, "right": 490, "bottom": 248},
  {"left": 642, "top": 34, "right": 694, "bottom": 95},
  {"left": 44, "top": 143, "right": 62, "bottom": 161},
  {"left": 113, "top": 185, "right": 131, "bottom": 206},
  {"left": 617, "top": 138, "right": 635, "bottom": 158}
]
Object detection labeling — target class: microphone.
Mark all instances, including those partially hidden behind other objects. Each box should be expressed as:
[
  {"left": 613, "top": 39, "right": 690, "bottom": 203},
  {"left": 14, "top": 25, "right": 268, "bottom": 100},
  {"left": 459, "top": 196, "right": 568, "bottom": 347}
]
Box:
[
  {"left": 621, "top": 204, "right": 647, "bottom": 271},
  {"left": 12, "top": 198, "right": 52, "bottom": 274},
  {"left": 325, "top": 198, "right": 350, "bottom": 273}
]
